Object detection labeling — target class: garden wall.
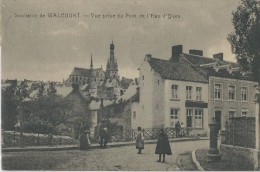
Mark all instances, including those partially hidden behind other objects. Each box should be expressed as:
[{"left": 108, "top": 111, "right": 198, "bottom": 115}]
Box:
[{"left": 220, "top": 144, "right": 260, "bottom": 170}]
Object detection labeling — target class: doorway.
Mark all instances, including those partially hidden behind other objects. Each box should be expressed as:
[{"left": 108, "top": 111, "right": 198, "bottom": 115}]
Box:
[{"left": 215, "top": 110, "right": 221, "bottom": 130}]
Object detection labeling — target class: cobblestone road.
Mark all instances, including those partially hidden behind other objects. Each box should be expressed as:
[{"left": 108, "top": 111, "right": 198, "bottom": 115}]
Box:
[{"left": 2, "top": 140, "right": 208, "bottom": 171}]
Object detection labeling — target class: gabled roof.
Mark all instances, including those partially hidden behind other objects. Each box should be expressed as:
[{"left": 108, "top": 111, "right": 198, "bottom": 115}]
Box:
[
  {"left": 147, "top": 57, "right": 208, "bottom": 83},
  {"left": 120, "top": 77, "right": 133, "bottom": 89},
  {"left": 70, "top": 67, "right": 91, "bottom": 77},
  {"left": 182, "top": 53, "right": 239, "bottom": 67},
  {"left": 115, "top": 84, "right": 138, "bottom": 104},
  {"left": 56, "top": 86, "right": 73, "bottom": 97},
  {"left": 182, "top": 53, "right": 254, "bottom": 81},
  {"left": 66, "top": 89, "right": 90, "bottom": 103}
]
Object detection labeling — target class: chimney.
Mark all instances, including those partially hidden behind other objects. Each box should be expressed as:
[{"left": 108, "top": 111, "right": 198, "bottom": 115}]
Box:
[
  {"left": 189, "top": 49, "right": 203, "bottom": 56},
  {"left": 171, "top": 45, "right": 183, "bottom": 62},
  {"left": 213, "top": 53, "right": 223, "bottom": 61},
  {"left": 144, "top": 54, "right": 152, "bottom": 62}
]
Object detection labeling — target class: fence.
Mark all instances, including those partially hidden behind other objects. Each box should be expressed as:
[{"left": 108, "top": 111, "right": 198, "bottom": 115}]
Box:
[
  {"left": 2, "top": 127, "right": 191, "bottom": 147},
  {"left": 2, "top": 130, "right": 78, "bottom": 147},
  {"left": 224, "top": 117, "right": 255, "bottom": 149},
  {"left": 89, "top": 127, "right": 191, "bottom": 143}
]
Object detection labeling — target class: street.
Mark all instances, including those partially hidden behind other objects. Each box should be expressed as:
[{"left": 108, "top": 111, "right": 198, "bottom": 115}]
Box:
[{"left": 2, "top": 140, "right": 208, "bottom": 171}]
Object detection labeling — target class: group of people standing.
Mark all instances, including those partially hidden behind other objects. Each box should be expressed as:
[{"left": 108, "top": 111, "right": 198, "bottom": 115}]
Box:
[
  {"left": 79, "top": 120, "right": 109, "bottom": 150},
  {"left": 79, "top": 124, "right": 173, "bottom": 163},
  {"left": 136, "top": 127, "right": 172, "bottom": 163}
]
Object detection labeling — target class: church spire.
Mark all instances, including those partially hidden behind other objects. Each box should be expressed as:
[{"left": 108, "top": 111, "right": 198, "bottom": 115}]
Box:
[
  {"left": 110, "top": 41, "right": 115, "bottom": 60},
  {"left": 90, "top": 54, "right": 93, "bottom": 69},
  {"left": 106, "top": 41, "right": 118, "bottom": 79}
]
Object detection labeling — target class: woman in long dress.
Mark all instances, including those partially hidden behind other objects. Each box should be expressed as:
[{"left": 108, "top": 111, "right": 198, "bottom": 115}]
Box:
[
  {"left": 136, "top": 127, "right": 144, "bottom": 154},
  {"left": 155, "top": 129, "right": 172, "bottom": 163}
]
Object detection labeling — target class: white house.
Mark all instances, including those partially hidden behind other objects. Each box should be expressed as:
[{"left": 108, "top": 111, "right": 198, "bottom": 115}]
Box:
[{"left": 138, "top": 45, "right": 209, "bottom": 135}]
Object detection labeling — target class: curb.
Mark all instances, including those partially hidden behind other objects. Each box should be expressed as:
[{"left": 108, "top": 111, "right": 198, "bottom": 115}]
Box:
[
  {"left": 2, "top": 137, "right": 207, "bottom": 152},
  {"left": 192, "top": 149, "right": 204, "bottom": 171}
]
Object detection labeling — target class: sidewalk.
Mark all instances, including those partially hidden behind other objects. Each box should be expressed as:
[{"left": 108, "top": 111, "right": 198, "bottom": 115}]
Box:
[
  {"left": 2, "top": 137, "right": 208, "bottom": 152},
  {"left": 177, "top": 148, "right": 253, "bottom": 171}
]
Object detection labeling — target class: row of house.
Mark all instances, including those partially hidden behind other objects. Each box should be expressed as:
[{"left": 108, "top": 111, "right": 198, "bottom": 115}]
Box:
[
  {"left": 5, "top": 44, "right": 256, "bottom": 137},
  {"left": 70, "top": 44, "right": 257, "bottom": 136},
  {"left": 133, "top": 45, "right": 257, "bottom": 135}
]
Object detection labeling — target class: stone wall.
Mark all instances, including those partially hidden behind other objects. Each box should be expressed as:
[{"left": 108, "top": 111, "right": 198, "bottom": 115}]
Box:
[{"left": 220, "top": 144, "right": 260, "bottom": 170}]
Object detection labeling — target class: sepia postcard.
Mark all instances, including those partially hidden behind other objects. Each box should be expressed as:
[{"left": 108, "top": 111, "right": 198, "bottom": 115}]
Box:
[{"left": 1, "top": 0, "right": 260, "bottom": 171}]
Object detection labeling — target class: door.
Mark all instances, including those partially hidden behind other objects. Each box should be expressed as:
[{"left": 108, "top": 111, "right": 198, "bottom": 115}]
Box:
[
  {"left": 215, "top": 111, "right": 221, "bottom": 130},
  {"left": 186, "top": 109, "right": 193, "bottom": 127}
]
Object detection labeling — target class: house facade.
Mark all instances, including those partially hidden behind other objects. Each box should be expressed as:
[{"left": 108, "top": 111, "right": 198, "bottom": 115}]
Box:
[
  {"left": 139, "top": 47, "right": 209, "bottom": 135},
  {"left": 138, "top": 45, "right": 257, "bottom": 135},
  {"left": 183, "top": 51, "right": 257, "bottom": 129}
]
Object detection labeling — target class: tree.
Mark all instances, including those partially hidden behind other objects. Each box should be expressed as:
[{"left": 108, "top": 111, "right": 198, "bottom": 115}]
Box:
[
  {"left": 36, "top": 82, "right": 45, "bottom": 98},
  {"left": 47, "top": 82, "right": 57, "bottom": 96},
  {"left": 227, "top": 0, "right": 260, "bottom": 82},
  {"left": 1, "top": 81, "right": 18, "bottom": 130}
]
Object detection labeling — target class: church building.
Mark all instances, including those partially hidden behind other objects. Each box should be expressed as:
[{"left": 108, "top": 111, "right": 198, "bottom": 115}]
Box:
[{"left": 67, "top": 42, "right": 132, "bottom": 100}]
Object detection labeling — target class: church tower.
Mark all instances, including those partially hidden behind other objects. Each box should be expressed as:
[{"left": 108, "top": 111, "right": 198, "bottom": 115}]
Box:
[{"left": 106, "top": 41, "right": 119, "bottom": 78}]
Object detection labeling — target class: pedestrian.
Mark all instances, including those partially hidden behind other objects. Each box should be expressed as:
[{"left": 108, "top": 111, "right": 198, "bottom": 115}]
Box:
[
  {"left": 99, "top": 125, "right": 109, "bottom": 148},
  {"left": 155, "top": 128, "right": 172, "bottom": 163},
  {"left": 175, "top": 121, "right": 181, "bottom": 138},
  {"left": 136, "top": 127, "right": 144, "bottom": 154},
  {"left": 180, "top": 122, "right": 185, "bottom": 137},
  {"left": 79, "top": 130, "right": 91, "bottom": 150}
]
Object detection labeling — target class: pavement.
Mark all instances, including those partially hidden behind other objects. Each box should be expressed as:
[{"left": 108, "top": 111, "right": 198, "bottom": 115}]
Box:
[
  {"left": 2, "top": 138, "right": 209, "bottom": 171},
  {"left": 2, "top": 136, "right": 207, "bottom": 152},
  {"left": 2, "top": 137, "right": 252, "bottom": 171}
]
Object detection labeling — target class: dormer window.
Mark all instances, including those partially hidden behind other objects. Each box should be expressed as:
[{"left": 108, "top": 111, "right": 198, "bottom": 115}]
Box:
[
  {"left": 214, "top": 63, "right": 219, "bottom": 72},
  {"left": 227, "top": 64, "right": 233, "bottom": 74}
]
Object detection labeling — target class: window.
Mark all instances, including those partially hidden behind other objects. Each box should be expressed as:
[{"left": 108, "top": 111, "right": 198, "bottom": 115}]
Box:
[
  {"left": 186, "top": 86, "right": 192, "bottom": 100},
  {"left": 171, "top": 85, "right": 178, "bottom": 99},
  {"left": 241, "top": 109, "right": 248, "bottom": 117},
  {"left": 241, "top": 87, "right": 248, "bottom": 101},
  {"left": 133, "top": 111, "right": 136, "bottom": 119},
  {"left": 186, "top": 109, "right": 193, "bottom": 127},
  {"left": 194, "top": 109, "right": 203, "bottom": 128},
  {"left": 214, "top": 83, "right": 222, "bottom": 100},
  {"left": 228, "top": 110, "right": 236, "bottom": 119},
  {"left": 142, "top": 75, "right": 144, "bottom": 80},
  {"left": 170, "top": 108, "right": 179, "bottom": 126},
  {"left": 228, "top": 85, "right": 235, "bottom": 100},
  {"left": 196, "top": 87, "right": 202, "bottom": 100}
]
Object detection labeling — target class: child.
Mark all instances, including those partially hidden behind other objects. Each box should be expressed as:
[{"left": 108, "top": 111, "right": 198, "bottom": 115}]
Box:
[
  {"left": 136, "top": 127, "right": 144, "bottom": 154},
  {"left": 155, "top": 129, "right": 172, "bottom": 163}
]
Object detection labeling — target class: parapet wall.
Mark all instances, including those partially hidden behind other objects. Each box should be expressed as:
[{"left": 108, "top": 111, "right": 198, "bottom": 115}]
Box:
[{"left": 220, "top": 144, "right": 260, "bottom": 170}]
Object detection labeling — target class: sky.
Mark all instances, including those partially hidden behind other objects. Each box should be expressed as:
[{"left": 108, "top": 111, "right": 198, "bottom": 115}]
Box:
[{"left": 2, "top": 0, "right": 241, "bottom": 82}]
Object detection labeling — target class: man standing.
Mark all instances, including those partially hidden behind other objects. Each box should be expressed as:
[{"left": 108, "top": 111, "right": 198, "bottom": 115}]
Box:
[
  {"left": 175, "top": 121, "right": 181, "bottom": 138},
  {"left": 99, "top": 122, "right": 109, "bottom": 148}
]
